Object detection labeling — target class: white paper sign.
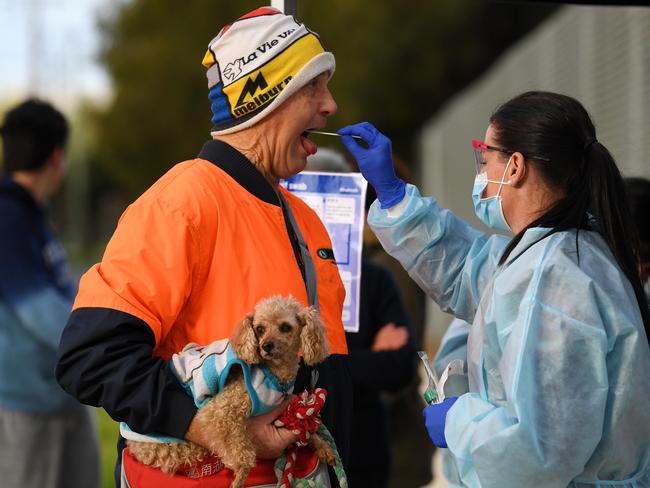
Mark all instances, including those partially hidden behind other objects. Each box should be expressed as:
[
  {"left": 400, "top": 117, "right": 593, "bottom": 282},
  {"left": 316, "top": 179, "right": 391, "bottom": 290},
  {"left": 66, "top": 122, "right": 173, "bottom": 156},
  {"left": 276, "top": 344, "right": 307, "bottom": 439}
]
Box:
[{"left": 281, "top": 171, "right": 367, "bottom": 332}]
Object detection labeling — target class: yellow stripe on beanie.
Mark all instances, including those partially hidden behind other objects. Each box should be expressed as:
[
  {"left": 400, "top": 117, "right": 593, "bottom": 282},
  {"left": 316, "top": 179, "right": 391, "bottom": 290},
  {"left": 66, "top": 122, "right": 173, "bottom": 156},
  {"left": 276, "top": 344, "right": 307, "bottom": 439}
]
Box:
[{"left": 223, "top": 33, "right": 325, "bottom": 119}]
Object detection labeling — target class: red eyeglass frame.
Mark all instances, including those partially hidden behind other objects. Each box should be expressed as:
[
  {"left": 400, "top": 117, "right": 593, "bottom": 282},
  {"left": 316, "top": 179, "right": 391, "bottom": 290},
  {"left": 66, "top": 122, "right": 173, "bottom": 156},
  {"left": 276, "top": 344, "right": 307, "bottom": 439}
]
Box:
[
  {"left": 471, "top": 139, "right": 512, "bottom": 155},
  {"left": 471, "top": 139, "right": 551, "bottom": 171}
]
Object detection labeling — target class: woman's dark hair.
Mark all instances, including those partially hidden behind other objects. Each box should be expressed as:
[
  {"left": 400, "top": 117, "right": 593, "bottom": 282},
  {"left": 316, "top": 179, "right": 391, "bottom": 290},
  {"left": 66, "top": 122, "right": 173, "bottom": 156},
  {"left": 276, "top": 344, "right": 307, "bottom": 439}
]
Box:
[
  {"left": 0, "top": 98, "right": 68, "bottom": 172},
  {"left": 490, "top": 91, "right": 650, "bottom": 346}
]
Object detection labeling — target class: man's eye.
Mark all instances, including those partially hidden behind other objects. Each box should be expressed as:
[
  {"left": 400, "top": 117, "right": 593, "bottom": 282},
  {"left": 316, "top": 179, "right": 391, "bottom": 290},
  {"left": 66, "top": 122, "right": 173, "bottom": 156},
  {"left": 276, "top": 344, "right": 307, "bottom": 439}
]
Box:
[
  {"left": 255, "top": 325, "right": 265, "bottom": 335},
  {"left": 280, "top": 323, "right": 292, "bottom": 333}
]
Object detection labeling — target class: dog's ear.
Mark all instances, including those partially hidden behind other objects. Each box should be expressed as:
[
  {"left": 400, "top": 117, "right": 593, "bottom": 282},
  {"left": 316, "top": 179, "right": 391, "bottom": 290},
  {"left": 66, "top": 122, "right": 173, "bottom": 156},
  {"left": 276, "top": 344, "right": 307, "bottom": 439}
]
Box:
[
  {"left": 231, "top": 314, "right": 260, "bottom": 365},
  {"left": 299, "top": 307, "right": 330, "bottom": 365}
]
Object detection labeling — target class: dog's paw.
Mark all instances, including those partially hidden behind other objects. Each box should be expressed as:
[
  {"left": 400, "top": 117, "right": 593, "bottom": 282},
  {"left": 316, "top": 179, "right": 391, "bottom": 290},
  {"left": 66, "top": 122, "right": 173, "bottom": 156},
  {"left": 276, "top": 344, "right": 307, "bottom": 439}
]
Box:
[{"left": 315, "top": 442, "right": 337, "bottom": 466}]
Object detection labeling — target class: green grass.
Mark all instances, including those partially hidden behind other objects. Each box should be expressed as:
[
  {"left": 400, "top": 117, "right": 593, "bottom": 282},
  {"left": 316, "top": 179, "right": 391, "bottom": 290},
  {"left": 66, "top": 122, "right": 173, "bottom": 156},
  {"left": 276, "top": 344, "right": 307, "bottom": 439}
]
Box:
[{"left": 97, "top": 408, "right": 120, "bottom": 488}]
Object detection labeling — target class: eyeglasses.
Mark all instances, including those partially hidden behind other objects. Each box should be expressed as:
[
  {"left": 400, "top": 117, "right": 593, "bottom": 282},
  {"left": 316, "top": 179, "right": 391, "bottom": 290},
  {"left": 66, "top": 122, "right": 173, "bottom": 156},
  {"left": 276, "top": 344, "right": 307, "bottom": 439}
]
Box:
[
  {"left": 472, "top": 140, "right": 512, "bottom": 174},
  {"left": 471, "top": 139, "right": 551, "bottom": 174}
]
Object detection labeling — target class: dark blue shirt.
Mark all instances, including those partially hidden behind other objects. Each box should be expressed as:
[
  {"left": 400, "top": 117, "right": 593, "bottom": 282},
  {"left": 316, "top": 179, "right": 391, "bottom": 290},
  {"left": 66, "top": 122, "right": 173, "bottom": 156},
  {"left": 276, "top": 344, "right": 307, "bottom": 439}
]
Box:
[{"left": 0, "top": 175, "right": 78, "bottom": 413}]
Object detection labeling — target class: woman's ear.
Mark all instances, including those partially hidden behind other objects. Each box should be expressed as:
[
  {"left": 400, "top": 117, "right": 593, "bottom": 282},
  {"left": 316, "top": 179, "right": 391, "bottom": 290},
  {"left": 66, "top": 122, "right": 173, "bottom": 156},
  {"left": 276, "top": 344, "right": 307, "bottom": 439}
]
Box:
[
  {"left": 299, "top": 307, "right": 330, "bottom": 366},
  {"left": 508, "top": 151, "right": 527, "bottom": 188},
  {"left": 231, "top": 314, "right": 260, "bottom": 365}
]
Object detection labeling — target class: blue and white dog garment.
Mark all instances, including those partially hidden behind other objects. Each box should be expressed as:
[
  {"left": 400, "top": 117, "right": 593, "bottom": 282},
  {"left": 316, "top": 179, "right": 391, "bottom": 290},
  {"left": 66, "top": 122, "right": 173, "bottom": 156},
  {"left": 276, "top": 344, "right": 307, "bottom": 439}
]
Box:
[{"left": 120, "top": 339, "right": 294, "bottom": 443}]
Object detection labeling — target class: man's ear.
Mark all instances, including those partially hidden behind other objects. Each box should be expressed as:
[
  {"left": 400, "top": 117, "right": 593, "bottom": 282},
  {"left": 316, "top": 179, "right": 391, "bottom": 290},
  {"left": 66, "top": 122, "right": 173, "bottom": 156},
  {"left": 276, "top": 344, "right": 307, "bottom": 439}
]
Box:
[
  {"left": 39, "top": 147, "right": 66, "bottom": 199},
  {"left": 231, "top": 314, "right": 260, "bottom": 365},
  {"left": 50, "top": 147, "right": 65, "bottom": 169},
  {"left": 508, "top": 151, "right": 527, "bottom": 188}
]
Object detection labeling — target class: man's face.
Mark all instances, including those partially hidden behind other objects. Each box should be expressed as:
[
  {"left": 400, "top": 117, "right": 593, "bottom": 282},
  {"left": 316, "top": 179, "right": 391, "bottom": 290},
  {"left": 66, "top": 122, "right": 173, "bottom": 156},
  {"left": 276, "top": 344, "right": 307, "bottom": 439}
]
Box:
[
  {"left": 266, "top": 72, "right": 338, "bottom": 180},
  {"left": 44, "top": 147, "right": 66, "bottom": 198}
]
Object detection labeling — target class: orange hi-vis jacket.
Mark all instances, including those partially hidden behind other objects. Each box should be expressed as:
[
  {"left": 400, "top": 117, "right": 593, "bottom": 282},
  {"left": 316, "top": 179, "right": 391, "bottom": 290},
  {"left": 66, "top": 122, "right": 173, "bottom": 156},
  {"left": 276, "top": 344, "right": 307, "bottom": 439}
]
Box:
[
  {"left": 56, "top": 140, "right": 351, "bottom": 488},
  {"left": 73, "top": 143, "right": 347, "bottom": 359}
]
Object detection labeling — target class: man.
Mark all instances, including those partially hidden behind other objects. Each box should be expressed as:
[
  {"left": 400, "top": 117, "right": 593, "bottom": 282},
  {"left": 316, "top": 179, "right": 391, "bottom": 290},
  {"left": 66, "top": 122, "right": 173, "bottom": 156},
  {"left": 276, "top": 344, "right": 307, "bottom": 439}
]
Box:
[
  {"left": 56, "top": 7, "right": 351, "bottom": 488},
  {"left": 0, "top": 99, "right": 100, "bottom": 488}
]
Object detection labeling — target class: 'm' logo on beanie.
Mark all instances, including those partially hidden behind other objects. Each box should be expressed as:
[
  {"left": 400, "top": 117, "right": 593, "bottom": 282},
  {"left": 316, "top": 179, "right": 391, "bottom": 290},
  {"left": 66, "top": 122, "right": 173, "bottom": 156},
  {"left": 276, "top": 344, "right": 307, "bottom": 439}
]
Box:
[
  {"left": 233, "top": 73, "right": 293, "bottom": 117},
  {"left": 236, "top": 73, "right": 268, "bottom": 107}
]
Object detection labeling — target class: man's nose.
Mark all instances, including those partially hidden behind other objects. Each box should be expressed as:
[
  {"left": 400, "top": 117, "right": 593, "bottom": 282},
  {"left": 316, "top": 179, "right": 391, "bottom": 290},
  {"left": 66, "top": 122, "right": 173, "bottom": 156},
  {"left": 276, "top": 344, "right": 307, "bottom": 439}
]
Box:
[
  {"left": 262, "top": 342, "right": 275, "bottom": 353},
  {"left": 321, "top": 87, "right": 337, "bottom": 117}
]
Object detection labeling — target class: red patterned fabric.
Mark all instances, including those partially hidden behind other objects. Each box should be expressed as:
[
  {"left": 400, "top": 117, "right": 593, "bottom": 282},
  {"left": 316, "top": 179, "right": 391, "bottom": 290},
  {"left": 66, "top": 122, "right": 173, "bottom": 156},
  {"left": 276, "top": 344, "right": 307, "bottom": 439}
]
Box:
[
  {"left": 122, "top": 447, "right": 318, "bottom": 487},
  {"left": 273, "top": 388, "right": 327, "bottom": 487},
  {"left": 121, "top": 389, "right": 327, "bottom": 487}
]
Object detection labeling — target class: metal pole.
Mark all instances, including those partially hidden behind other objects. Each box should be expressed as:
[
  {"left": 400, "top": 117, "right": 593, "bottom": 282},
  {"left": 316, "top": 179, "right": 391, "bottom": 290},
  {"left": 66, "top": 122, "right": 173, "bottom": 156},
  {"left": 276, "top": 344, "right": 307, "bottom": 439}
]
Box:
[
  {"left": 270, "top": 0, "right": 297, "bottom": 15},
  {"left": 27, "top": 0, "right": 43, "bottom": 96}
]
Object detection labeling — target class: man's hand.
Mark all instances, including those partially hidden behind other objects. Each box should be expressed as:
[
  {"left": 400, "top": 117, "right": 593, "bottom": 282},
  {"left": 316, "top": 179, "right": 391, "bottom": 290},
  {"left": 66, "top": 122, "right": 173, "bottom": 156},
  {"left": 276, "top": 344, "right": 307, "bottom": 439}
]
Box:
[
  {"left": 371, "top": 322, "right": 409, "bottom": 351},
  {"left": 184, "top": 397, "right": 298, "bottom": 458},
  {"left": 247, "top": 398, "right": 298, "bottom": 458}
]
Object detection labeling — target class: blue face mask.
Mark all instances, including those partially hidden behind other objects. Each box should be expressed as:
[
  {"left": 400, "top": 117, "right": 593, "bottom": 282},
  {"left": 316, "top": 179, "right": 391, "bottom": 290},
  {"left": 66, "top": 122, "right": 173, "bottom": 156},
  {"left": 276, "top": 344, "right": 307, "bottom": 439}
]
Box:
[{"left": 472, "top": 158, "right": 512, "bottom": 232}]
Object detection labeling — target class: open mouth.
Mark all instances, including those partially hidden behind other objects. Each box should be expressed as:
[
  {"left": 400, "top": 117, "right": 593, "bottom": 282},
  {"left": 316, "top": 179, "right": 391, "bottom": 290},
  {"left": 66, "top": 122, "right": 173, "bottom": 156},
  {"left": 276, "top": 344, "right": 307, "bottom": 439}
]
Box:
[{"left": 300, "top": 130, "right": 318, "bottom": 156}]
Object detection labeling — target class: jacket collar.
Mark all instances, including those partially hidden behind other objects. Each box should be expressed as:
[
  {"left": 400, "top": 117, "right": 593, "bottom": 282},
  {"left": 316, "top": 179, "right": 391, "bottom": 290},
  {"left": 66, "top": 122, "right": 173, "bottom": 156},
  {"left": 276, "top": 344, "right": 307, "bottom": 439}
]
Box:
[
  {"left": 198, "top": 139, "right": 280, "bottom": 207},
  {"left": 0, "top": 174, "right": 41, "bottom": 212}
]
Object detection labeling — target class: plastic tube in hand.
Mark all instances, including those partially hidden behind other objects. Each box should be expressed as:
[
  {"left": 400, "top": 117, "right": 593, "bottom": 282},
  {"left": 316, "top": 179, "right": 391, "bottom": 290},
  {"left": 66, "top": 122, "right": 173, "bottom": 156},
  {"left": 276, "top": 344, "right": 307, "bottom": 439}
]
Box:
[
  {"left": 418, "top": 352, "right": 464, "bottom": 405},
  {"left": 418, "top": 351, "right": 440, "bottom": 405}
]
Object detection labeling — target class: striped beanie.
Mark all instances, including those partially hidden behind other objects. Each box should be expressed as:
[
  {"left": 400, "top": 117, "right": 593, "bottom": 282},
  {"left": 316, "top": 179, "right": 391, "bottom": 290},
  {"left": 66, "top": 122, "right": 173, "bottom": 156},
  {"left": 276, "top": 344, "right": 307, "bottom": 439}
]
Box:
[{"left": 203, "top": 7, "right": 335, "bottom": 135}]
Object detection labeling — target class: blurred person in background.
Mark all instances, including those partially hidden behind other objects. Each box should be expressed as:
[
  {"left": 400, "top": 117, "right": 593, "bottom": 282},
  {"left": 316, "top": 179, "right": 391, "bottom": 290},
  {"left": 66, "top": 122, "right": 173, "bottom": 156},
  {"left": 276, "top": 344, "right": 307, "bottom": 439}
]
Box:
[
  {"left": 0, "top": 99, "right": 100, "bottom": 488},
  {"left": 339, "top": 91, "right": 650, "bottom": 487},
  {"left": 625, "top": 177, "right": 650, "bottom": 303},
  {"left": 306, "top": 148, "right": 418, "bottom": 487},
  {"left": 55, "top": 7, "right": 351, "bottom": 488}
]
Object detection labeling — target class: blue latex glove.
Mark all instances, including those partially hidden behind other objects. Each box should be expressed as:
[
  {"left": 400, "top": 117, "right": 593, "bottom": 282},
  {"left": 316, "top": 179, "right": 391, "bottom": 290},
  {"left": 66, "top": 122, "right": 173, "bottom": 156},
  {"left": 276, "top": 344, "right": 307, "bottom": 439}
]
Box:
[
  {"left": 423, "top": 396, "right": 458, "bottom": 448},
  {"left": 337, "top": 122, "right": 406, "bottom": 209}
]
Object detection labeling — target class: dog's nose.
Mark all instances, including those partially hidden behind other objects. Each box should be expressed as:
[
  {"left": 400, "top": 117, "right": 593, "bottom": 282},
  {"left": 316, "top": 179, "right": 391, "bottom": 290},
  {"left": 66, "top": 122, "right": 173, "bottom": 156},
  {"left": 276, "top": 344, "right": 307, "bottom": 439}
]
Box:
[{"left": 262, "top": 342, "right": 275, "bottom": 353}]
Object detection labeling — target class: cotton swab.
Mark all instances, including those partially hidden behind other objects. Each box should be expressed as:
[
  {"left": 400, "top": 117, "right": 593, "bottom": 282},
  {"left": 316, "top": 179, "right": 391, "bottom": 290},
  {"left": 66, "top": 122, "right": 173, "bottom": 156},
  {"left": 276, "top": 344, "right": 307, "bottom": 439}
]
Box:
[{"left": 306, "top": 130, "right": 363, "bottom": 140}]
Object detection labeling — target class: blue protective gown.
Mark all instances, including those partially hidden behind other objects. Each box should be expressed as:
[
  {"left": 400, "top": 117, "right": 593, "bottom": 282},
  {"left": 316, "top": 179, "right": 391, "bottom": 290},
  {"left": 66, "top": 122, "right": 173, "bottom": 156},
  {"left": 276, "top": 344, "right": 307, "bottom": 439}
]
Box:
[
  {"left": 434, "top": 318, "right": 471, "bottom": 377},
  {"left": 368, "top": 184, "right": 650, "bottom": 487}
]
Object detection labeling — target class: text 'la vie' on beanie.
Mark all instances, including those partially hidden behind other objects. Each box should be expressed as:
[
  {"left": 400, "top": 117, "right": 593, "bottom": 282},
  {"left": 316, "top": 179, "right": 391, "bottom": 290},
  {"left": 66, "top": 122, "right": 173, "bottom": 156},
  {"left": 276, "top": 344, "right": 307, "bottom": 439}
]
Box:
[{"left": 203, "top": 7, "right": 335, "bottom": 136}]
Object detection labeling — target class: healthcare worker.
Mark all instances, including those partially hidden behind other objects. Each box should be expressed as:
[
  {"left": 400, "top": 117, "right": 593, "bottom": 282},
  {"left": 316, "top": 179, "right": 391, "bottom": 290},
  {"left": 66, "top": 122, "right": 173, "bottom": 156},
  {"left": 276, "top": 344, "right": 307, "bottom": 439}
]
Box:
[{"left": 338, "top": 91, "right": 650, "bottom": 487}]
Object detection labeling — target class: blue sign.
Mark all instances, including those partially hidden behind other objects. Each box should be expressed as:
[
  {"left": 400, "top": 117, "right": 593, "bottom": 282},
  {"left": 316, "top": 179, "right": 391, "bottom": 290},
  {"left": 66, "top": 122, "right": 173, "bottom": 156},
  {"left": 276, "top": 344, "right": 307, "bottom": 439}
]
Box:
[{"left": 281, "top": 171, "right": 367, "bottom": 333}]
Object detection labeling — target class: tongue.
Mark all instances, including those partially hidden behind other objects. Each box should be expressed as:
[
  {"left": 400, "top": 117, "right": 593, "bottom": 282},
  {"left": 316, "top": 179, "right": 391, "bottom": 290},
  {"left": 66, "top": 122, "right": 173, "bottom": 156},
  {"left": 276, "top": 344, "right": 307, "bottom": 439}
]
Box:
[{"left": 301, "top": 135, "right": 317, "bottom": 156}]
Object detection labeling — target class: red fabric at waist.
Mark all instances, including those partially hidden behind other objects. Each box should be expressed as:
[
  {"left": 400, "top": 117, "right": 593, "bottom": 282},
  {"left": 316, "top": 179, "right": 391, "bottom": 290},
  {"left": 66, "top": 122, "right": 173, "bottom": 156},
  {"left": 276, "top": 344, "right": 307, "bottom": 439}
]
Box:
[{"left": 122, "top": 447, "right": 319, "bottom": 488}]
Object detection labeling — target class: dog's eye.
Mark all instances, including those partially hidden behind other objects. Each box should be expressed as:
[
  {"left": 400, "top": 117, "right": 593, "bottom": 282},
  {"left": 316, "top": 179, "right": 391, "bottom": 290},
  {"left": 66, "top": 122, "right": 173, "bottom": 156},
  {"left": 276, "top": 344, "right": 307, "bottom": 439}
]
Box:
[
  {"left": 279, "top": 322, "right": 292, "bottom": 333},
  {"left": 255, "top": 325, "right": 265, "bottom": 335}
]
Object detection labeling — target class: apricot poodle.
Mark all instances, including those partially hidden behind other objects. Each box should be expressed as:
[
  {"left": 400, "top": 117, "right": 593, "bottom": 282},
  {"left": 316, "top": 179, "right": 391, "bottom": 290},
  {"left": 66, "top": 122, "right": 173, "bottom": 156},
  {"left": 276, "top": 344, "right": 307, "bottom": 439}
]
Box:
[{"left": 127, "top": 295, "right": 333, "bottom": 488}]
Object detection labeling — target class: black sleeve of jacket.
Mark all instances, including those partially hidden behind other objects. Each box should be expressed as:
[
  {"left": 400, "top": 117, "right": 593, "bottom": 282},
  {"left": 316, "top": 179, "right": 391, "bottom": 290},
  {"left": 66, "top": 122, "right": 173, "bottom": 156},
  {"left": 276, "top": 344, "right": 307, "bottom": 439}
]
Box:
[
  {"left": 294, "top": 353, "right": 352, "bottom": 487},
  {"left": 55, "top": 307, "right": 197, "bottom": 438},
  {"left": 347, "top": 260, "right": 417, "bottom": 392}
]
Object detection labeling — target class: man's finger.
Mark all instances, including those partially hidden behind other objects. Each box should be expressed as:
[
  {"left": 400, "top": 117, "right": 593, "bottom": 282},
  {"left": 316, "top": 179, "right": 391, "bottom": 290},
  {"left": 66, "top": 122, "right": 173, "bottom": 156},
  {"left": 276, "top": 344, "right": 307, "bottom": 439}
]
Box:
[{"left": 275, "top": 425, "right": 299, "bottom": 444}]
